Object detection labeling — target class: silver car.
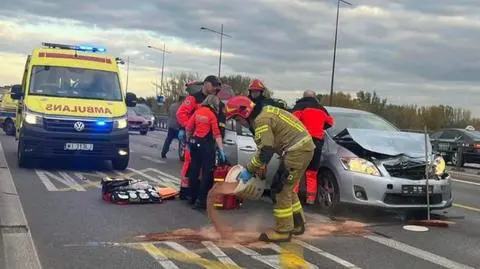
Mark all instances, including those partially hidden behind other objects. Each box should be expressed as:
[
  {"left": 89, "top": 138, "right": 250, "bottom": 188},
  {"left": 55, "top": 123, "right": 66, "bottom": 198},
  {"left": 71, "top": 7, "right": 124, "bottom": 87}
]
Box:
[{"left": 222, "top": 106, "right": 453, "bottom": 211}]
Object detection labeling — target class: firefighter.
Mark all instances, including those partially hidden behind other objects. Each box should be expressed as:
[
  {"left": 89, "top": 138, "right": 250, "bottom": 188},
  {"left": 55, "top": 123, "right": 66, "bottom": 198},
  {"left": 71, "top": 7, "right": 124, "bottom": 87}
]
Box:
[
  {"left": 291, "top": 90, "right": 334, "bottom": 204},
  {"left": 185, "top": 95, "right": 226, "bottom": 210},
  {"left": 246, "top": 79, "right": 281, "bottom": 133},
  {"left": 224, "top": 96, "right": 315, "bottom": 243},
  {"left": 176, "top": 75, "right": 225, "bottom": 200}
]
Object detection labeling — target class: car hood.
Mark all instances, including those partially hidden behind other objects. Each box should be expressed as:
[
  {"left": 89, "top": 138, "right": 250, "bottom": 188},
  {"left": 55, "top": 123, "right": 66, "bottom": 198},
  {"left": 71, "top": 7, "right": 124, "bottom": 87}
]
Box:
[
  {"left": 128, "top": 115, "right": 146, "bottom": 122},
  {"left": 334, "top": 128, "right": 432, "bottom": 158}
]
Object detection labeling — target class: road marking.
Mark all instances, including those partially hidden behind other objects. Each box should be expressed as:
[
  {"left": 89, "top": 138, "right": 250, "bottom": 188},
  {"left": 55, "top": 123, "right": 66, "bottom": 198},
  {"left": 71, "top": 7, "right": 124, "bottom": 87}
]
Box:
[
  {"left": 451, "top": 178, "right": 480, "bottom": 186},
  {"left": 126, "top": 168, "right": 178, "bottom": 189},
  {"left": 0, "top": 143, "right": 42, "bottom": 269},
  {"left": 140, "top": 243, "right": 241, "bottom": 269},
  {"left": 365, "top": 235, "right": 475, "bottom": 269},
  {"left": 141, "top": 243, "right": 181, "bottom": 269},
  {"left": 453, "top": 203, "right": 480, "bottom": 213},
  {"left": 144, "top": 168, "right": 180, "bottom": 188},
  {"left": 293, "top": 240, "right": 361, "bottom": 268},
  {"left": 142, "top": 156, "right": 166, "bottom": 164},
  {"left": 202, "top": 241, "right": 239, "bottom": 267},
  {"left": 35, "top": 170, "right": 86, "bottom": 191}
]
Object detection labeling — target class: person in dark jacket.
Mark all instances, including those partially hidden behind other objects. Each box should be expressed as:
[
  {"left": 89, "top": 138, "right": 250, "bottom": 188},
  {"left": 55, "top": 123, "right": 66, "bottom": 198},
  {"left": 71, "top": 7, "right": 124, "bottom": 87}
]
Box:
[
  {"left": 161, "top": 95, "right": 185, "bottom": 159},
  {"left": 291, "top": 90, "right": 334, "bottom": 204}
]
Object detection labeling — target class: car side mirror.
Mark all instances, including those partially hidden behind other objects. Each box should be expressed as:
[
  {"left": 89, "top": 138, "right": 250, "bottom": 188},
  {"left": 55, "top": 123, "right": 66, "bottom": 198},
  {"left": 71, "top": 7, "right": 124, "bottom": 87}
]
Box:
[
  {"left": 125, "top": 92, "right": 137, "bottom": 107},
  {"left": 10, "top": 84, "right": 23, "bottom": 100}
]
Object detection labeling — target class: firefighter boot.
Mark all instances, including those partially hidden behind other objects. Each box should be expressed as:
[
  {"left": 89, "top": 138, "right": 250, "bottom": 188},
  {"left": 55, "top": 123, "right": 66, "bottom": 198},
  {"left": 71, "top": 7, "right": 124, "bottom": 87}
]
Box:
[
  {"left": 259, "top": 230, "right": 292, "bottom": 243},
  {"left": 305, "top": 170, "right": 318, "bottom": 205}
]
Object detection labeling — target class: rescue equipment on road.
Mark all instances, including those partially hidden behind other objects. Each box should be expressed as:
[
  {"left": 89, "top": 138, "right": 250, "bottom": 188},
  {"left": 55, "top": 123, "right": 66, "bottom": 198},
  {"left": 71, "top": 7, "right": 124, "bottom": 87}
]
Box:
[
  {"left": 213, "top": 165, "right": 243, "bottom": 209},
  {"left": 101, "top": 177, "right": 178, "bottom": 205}
]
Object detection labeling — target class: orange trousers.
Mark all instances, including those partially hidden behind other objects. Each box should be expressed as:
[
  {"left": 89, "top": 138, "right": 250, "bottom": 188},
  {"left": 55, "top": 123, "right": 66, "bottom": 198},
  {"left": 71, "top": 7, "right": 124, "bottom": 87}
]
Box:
[
  {"left": 179, "top": 146, "right": 191, "bottom": 197},
  {"left": 294, "top": 170, "right": 318, "bottom": 203}
]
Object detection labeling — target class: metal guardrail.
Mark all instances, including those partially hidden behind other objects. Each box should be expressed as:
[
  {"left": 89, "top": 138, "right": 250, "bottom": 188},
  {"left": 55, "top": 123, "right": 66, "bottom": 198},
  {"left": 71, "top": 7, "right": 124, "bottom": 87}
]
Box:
[{"left": 154, "top": 115, "right": 169, "bottom": 131}]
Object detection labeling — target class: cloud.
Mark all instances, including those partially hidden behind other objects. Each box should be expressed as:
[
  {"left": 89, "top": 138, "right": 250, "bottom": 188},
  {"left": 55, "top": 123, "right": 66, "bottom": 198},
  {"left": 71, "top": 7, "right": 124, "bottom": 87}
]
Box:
[{"left": 1, "top": 0, "right": 480, "bottom": 116}]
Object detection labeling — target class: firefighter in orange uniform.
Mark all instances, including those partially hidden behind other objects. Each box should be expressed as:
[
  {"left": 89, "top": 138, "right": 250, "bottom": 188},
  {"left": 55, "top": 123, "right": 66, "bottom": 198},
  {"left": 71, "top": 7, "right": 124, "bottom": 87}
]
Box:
[
  {"left": 291, "top": 90, "right": 334, "bottom": 204},
  {"left": 176, "top": 75, "right": 225, "bottom": 200},
  {"left": 185, "top": 95, "right": 226, "bottom": 210}
]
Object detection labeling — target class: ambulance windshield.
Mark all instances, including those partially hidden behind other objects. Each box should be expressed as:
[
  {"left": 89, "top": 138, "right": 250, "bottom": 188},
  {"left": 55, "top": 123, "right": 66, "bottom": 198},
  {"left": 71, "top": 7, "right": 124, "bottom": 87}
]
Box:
[{"left": 29, "top": 66, "right": 123, "bottom": 101}]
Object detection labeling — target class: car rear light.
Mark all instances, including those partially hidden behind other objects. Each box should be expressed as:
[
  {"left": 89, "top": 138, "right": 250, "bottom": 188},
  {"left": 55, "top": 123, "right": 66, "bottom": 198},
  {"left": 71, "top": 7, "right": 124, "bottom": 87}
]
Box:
[{"left": 473, "top": 144, "right": 480, "bottom": 149}]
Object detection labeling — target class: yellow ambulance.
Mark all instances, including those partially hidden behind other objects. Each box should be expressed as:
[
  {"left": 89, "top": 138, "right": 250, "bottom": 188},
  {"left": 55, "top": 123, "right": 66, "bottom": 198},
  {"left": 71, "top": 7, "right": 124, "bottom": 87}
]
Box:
[
  {"left": 10, "top": 42, "right": 137, "bottom": 169},
  {"left": 0, "top": 88, "right": 18, "bottom": 136}
]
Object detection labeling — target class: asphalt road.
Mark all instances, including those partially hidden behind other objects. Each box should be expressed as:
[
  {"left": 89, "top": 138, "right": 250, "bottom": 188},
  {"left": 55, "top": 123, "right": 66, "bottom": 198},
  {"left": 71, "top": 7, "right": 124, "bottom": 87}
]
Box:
[{"left": 1, "top": 130, "right": 480, "bottom": 269}]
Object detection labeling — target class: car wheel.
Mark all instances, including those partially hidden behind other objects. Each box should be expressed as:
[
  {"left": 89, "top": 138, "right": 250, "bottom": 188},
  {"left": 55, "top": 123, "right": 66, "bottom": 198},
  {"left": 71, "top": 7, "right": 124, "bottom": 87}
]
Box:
[
  {"left": 112, "top": 157, "right": 129, "bottom": 171},
  {"left": 140, "top": 130, "right": 148, "bottom": 135},
  {"left": 178, "top": 139, "right": 185, "bottom": 162},
  {"left": 317, "top": 170, "right": 340, "bottom": 214},
  {"left": 451, "top": 152, "right": 464, "bottom": 167},
  {"left": 4, "top": 119, "right": 15, "bottom": 136},
  {"left": 17, "top": 139, "right": 30, "bottom": 168}
]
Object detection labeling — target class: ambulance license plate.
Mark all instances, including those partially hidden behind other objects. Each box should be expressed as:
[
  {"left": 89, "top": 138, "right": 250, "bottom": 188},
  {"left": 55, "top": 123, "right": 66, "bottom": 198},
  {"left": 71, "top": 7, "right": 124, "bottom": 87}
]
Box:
[{"left": 64, "top": 143, "right": 94, "bottom": 151}]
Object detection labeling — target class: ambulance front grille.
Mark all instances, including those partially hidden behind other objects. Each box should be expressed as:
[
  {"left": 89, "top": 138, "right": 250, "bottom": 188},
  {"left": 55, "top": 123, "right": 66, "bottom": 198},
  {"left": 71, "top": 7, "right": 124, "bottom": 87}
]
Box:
[{"left": 43, "top": 118, "right": 113, "bottom": 133}]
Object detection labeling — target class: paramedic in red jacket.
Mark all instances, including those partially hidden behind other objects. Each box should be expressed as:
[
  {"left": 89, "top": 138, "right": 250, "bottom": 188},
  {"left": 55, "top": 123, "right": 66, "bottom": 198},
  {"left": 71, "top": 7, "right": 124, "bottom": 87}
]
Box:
[
  {"left": 185, "top": 95, "right": 226, "bottom": 210},
  {"left": 291, "top": 90, "right": 334, "bottom": 204},
  {"left": 176, "top": 75, "right": 224, "bottom": 200}
]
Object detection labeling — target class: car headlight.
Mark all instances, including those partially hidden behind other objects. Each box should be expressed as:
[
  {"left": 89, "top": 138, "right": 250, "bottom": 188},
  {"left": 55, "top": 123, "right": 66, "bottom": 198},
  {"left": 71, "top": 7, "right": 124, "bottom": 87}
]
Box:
[
  {"left": 150, "top": 115, "right": 155, "bottom": 121},
  {"left": 340, "top": 157, "right": 381, "bottom": 176},
  {"left": 23, "top": 111, "right": 43, "bottom": 125},
  {"left": 114, "top": 117, "right": 127, "bottom": 129},
  {"left": 433, "top": 155, "right": 446, "bottom": 176}
]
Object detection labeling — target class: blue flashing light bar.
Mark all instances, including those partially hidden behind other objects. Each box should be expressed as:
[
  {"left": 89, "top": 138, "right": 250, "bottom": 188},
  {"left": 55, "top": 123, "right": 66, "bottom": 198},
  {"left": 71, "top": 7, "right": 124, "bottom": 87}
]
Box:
[
  {"left": 96, "top": 120, "right": 106, "bottom": 126},
  {"left": 42, "top": 42, "right": 107, "bottom": 53}
]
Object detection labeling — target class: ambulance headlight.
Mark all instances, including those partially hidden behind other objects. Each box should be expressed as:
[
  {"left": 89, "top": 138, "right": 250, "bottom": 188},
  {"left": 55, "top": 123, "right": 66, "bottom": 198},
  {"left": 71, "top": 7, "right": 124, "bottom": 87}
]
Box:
[
  {"left": 114, "top": 117, "right": 127, "bottom": 129},
  {"left": 24, "top": 111, "right": 43, "bottom": 125}
]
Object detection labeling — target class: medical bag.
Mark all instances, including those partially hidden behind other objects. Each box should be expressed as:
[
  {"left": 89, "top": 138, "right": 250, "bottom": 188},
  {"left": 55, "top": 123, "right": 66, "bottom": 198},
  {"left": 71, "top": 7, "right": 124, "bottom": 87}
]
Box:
[
  {"left": 213, "top": 165, "right": 243, "bottom": 210},
  {"left": 101, "top": 177, "right": 162, "bottom": 205}
]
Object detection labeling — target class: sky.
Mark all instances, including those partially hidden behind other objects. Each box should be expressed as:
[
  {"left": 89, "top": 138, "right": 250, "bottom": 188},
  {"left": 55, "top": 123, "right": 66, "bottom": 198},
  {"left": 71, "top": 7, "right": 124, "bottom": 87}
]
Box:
[{"left": 1, "top": 0, "right": 480, "bottom": 114}]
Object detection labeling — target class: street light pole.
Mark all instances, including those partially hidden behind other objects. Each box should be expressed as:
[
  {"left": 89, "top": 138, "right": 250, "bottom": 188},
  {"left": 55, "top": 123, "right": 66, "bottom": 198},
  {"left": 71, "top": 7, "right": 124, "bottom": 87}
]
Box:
[
  {"left": 200, "top": 24, "right": 232, "bottom": 78},
  {"left": 147, "top": 44, "right": 171, "bottom": 96},
  {"left": 329, "top": 0, "right": 352, "bottom": 106}
]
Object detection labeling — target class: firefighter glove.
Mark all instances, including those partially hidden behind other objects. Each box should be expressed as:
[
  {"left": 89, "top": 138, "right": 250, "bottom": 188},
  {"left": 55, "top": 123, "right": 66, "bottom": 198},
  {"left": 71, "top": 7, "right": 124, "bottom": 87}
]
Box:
[
  {"left": 178, "top": 130, "right": 185, "bottom": 140},
  {"left": 239, "top": 169, "right": 253, "bottom": 184}
]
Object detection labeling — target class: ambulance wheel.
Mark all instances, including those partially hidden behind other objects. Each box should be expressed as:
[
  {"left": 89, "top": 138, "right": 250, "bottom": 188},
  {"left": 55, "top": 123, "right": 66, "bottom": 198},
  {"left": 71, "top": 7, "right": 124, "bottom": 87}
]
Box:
[
  {"left": 4, "top": 119, "right": 15, "bottom": 136},
  {"left": 112, "top": 157, "right": 129, "bottom": 171},
  {"left": 17, "top": 139, "right": 30, "bottom": 168}
]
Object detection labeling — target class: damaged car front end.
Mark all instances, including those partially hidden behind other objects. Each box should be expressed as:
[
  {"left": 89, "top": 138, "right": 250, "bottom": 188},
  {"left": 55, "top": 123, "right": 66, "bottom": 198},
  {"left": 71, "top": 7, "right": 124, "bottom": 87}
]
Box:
[{"left": 320, "top": 108, "right": 453, "bottom": 211}]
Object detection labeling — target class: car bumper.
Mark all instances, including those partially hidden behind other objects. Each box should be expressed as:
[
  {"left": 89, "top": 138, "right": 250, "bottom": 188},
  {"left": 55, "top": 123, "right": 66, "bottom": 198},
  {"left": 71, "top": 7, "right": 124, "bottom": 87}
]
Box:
[
  {"left": 128, "top": 124, "right": 148, "bottom": 131},
  {"left": 20, "top": 124, "right": 129, "bottom": 159},
  {"left": 338, "top": 170, "right": 453, "bottom": 210}
]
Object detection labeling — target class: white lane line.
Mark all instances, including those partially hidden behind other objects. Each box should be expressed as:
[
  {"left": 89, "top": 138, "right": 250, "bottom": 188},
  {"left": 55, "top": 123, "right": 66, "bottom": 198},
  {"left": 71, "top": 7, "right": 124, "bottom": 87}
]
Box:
[
  {"left": 0, "top": 143, "right": 42, "bottom": 269},
  {"left": 365, "top": 235, "right": 475, "bottom": 269},
  {"left": 202, "top": 241, "right": 239, "bottom": 267},
  {"left": 451, "top": 178, "right": 480, "bottom": 186},
  {"left": 163, "top": 241, "right": 201, "bottom": 258},
  {"left": 293, "top": 240, "right": 361, "bottom": 269},
  {"left": 126, "top": 168, "right": 177, "bottom": 189},
  {"left": 142, "top": 156, "right": 166, "bottom": 164},
  {"left": 142, "top": 243, "right": 180, "bottom": 269},
  {"left": 143, "top": 168, "right": 180, "bottom": 188}
]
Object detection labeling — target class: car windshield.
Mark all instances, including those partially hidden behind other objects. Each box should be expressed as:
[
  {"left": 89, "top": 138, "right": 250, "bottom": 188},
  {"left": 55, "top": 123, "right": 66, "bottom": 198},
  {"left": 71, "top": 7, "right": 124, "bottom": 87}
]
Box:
[
  {"left": 134, "top": 104, "right": 152, "bottom": 115},
  {"left": 127, "top": 107, "right": 139, "bottom": 116},
  {"left": 29, "top": 66, "right": 122, "bottom": 101},
  {"left": 326, "top": 112, "right": 399, "bottom": 137}
]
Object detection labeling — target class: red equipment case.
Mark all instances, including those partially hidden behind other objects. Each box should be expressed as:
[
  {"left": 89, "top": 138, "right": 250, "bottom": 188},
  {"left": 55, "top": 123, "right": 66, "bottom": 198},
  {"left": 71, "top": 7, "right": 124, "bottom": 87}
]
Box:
[{"left": 213, "top": 165, "right": 243, "bottom": 209}]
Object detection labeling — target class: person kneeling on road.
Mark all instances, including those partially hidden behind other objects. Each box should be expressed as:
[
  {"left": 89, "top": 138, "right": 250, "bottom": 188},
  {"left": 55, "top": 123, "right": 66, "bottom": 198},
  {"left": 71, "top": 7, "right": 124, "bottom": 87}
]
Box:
[
  {"left": 224, "top": 96, "right": 315, "bottom": 243},
  {"left": 185, "top": 95, "right": 226, "bottom": 210}
]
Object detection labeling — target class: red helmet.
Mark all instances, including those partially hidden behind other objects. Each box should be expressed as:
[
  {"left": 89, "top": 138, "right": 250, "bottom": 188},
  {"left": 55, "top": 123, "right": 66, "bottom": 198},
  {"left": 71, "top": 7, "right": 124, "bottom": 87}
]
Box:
[
  {"left": 248, "top": 79, "right": 266, "bottom": 92},
  {"left": 225, "top": 96, "right": 256, "bottom": 120}
]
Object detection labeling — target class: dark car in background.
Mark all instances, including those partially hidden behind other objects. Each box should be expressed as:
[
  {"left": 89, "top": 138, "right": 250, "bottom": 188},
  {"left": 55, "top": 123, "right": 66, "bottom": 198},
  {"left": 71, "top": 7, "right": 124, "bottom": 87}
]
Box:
[
  {"left": 133, "top": 103, "right": 156, "bottom": 131},
  {"left": 127, "top": 107, "right": 149, "bottom": 135},
  {"left": 430, "top": 127, "right": 480, "bottom": 167}
]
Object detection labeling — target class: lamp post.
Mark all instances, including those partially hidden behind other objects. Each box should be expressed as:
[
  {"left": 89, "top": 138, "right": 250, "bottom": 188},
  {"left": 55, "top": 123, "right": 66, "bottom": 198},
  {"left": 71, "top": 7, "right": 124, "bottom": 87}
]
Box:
[
  {"left": 147, "top": 44, "right": 171, "bottom": 96},
  {"left": 329, "top": 0, "right": 352, "bottom": 106},
  {"left": 200, "top": 24, "right": 232, "bottom": 78}
]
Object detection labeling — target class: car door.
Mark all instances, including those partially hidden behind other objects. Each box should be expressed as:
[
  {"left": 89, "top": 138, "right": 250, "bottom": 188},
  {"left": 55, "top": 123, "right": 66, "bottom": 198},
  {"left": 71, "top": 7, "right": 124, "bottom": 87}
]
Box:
[{"left": 223, "top": 120, "right": 238, "bottom": 165}]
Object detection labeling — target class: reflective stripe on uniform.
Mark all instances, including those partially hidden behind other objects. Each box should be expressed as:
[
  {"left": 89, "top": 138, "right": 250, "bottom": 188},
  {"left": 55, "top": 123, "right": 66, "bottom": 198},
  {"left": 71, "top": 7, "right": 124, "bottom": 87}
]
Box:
[
  {"left": 292, "top": 201, "right": 302, "bottom": 213},
  {"left": 214, "top": 178, "right": 225, "bottom": 182},
  {"left": 265, "top": 105, "right": 305, "bottom": 132},
  {"left": 274, "top": 207, "right": 293, "bottom": 218},
  {"left": 219, "top": 122, "right": 226, "bottom": 127},
  {"left": 250, "top": 156, "right": 262, "bottom": 167},
  {"left": 255, "top": 125, "right": 269, "bottom": 134}
]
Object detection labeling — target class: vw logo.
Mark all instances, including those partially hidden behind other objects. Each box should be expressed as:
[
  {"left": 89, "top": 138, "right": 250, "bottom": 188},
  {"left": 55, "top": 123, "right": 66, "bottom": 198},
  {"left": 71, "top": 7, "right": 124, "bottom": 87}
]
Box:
[{"left": 73, "top": 121, "right": 85, "bottom": 132}]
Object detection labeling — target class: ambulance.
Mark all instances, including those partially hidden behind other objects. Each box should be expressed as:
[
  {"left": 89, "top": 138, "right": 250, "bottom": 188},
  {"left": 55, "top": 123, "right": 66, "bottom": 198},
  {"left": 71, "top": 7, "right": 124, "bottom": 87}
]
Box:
[
  {"left": 0, "top": 88, "right": 17, "bottom": 136},
  {"left": 10, "top": 42, "right": 137, "bottom": 169}
]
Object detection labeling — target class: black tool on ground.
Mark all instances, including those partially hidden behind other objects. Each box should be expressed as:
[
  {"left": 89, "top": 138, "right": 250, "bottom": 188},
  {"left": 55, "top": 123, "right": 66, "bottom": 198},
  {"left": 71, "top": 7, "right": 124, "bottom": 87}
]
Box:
[{"left": 101, "top": 177, "right": 162, "bottom": 205}]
